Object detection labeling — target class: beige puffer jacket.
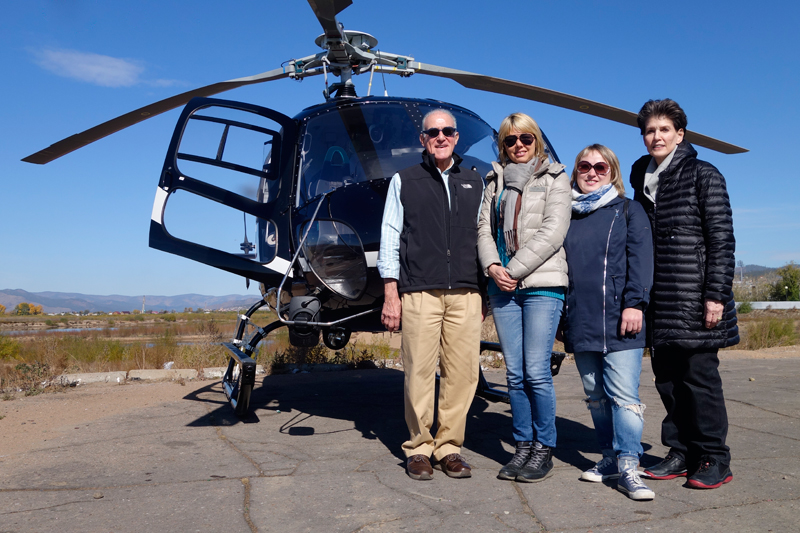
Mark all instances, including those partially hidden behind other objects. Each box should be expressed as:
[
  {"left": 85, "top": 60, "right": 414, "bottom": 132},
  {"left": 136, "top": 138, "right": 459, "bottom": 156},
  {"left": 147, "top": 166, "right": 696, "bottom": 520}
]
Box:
[{"left": 477, "top": 159, "right": 571, "bottom": 289}]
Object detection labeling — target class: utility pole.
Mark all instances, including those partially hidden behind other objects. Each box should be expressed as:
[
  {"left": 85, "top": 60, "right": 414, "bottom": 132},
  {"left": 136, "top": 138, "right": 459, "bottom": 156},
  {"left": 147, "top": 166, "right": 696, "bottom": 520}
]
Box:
[{"left": 142, "top": 296, "right": 146, "bottom": 314}]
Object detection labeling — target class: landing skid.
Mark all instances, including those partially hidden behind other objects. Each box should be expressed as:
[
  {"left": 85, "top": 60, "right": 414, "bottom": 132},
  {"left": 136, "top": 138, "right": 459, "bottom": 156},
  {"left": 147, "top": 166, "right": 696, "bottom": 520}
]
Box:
[
  {"left": 221, "top": 300, "right": 569, "bottom": 417},
  {"left": 222, "top": 299, "right": 285, "bottom": 417}
]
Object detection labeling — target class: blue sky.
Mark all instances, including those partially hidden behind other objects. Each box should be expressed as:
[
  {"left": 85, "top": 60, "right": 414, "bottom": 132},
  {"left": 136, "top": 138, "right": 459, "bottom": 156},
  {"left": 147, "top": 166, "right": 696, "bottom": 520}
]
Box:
[{"left": 2, "top": 0, "right": 798, "bottom": 297}]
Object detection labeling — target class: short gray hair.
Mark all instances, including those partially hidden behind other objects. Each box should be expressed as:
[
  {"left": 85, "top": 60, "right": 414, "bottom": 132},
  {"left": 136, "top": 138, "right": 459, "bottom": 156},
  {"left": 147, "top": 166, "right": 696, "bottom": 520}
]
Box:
[{"left": 421, "top": 108, "right": 457, "bottom": 131}]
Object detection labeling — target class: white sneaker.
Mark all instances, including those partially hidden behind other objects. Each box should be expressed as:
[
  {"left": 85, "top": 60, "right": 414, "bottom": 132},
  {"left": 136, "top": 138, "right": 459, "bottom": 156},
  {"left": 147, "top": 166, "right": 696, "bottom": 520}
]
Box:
[
  {"left": 580, "top": 455, "right": 618, "bottom": 482},
  {"left": 617, "top": 469, "right": 655, "bottom": 501}
]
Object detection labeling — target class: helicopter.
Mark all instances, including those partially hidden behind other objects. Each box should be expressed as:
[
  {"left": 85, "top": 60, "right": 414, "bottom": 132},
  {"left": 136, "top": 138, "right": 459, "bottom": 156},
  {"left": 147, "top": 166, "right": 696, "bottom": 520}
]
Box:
[{"left": 22, "top": 0, "right": 746, "bottom": 417}]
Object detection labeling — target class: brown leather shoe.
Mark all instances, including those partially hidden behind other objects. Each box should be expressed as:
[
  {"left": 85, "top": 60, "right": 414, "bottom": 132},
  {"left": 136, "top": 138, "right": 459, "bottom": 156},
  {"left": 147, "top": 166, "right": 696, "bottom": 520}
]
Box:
[
  {"left": 406, "top": 454, "right": 433, "bottom": 480},
  {"left": 436, "top": 453, "right": 472, "bottom": 478}
]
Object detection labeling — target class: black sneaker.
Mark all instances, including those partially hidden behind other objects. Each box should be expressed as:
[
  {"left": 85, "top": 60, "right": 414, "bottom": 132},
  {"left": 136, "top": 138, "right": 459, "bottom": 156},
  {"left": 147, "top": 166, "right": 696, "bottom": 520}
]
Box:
[
  {"left": 687, "top": 456, "right": 733, "bottom": 489},
  {"left": 498, "top": 441, "right": 532, "bottom": 481},
  {"left": 644, "top": 453, "right": 687, "bottom": 480},
  {"left": 516, "top": 442, "right": 553, "bottom": 483}
]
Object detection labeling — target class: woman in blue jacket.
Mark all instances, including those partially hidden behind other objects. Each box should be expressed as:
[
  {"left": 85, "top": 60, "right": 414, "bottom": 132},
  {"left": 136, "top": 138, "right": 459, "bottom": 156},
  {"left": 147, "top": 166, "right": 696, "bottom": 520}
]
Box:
[{"left": 562, "top": 144, "right": 654, "bottom": 501}]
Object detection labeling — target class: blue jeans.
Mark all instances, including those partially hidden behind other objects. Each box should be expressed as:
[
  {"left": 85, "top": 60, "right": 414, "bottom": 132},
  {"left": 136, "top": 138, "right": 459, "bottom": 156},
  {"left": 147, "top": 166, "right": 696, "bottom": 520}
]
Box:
[
  {"left": 574, "top": 349, "right": 645, "bottom": 460},
  {"left": 490, "top": 293, "right": 562, "bottom": 446}
]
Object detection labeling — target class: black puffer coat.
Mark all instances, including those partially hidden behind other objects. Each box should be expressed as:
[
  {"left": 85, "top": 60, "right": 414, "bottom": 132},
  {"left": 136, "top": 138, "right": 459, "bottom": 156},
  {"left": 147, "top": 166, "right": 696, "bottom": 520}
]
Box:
[{"left": 630, "top": 142, "right": 739, "bottom": 349}]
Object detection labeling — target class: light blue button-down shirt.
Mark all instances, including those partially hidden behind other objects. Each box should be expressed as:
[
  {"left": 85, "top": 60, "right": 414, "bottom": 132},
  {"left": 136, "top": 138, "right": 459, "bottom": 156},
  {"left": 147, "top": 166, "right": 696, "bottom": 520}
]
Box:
[{"left": 377, "top": 159, "right": 483, "bottom": 280}]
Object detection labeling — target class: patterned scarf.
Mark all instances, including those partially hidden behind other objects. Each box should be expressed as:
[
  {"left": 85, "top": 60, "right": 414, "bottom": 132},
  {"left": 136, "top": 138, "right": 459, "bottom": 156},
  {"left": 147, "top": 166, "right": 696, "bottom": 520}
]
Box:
[
  {"left": 571, "top": 183, "right": 618, "bottom": 214},
  {"left": 500, "top": 158, "right": 544, "bottom": 255}
]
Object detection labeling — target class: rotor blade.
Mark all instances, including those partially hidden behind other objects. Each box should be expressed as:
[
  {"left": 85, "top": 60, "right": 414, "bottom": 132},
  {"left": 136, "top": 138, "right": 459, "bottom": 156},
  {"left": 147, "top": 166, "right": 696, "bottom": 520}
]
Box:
[
  {"left": 411, "top": 62, "right": 747, "bottom": 154},
  {"left": 22, "top": 67, "right": 291, "bottom": 164},
  {"left": 306, "top": 0, "right": 352, "bottom": 37}
]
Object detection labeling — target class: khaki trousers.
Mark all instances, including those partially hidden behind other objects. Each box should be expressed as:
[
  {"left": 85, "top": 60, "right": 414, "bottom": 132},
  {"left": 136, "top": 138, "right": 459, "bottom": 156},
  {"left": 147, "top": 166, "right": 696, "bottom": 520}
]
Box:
[{"left": 400, "top": 288, "right": 481, "bottom": 460}]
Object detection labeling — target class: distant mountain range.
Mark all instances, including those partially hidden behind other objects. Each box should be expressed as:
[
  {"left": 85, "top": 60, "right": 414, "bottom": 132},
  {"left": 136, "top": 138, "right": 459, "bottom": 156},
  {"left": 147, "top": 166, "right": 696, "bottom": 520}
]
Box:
[
  {"left": 737, "top": 264, "right": 778, "bottom": 277},
  {"left": 0, "top": 289, "right": 260, "bottom": 314},
  {"left": 0, "top": 263, "right": 780, "bottom": 314}
]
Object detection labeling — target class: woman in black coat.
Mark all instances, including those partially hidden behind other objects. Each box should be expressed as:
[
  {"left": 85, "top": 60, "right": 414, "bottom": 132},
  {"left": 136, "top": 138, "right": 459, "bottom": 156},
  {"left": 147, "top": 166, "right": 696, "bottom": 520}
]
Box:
[
  {"left": 563, "top": 144, "right": 654, "bottom": 501},
  {"left": 630, "top": 99, "right": 739, "bottom": 490}
]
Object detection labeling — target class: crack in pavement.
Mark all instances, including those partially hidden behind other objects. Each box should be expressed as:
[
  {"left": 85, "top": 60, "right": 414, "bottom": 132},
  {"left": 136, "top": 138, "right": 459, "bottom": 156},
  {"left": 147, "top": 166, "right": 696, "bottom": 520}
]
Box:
[
  {"left": 575, "top": 495, "right": 800, "bottom": 530},
  {"left": 727, "top": 398, "right": 800, "bottom": 420},
  {"left": 205, "top": 404, "right": 263, "bottom": 532},
  {"left": 0, "top": 477, "right": 240, "bottom": 494},
  {"left": 0, "top": 499, "right": 95, "bottom": 516},
  {"left": 240, "top": 477, "right": 257, "bottom": 533},
  {"left": 351, "top": 516, "right": 402, "bottom": 532},
  {"left": 659, "top": 495, "right": 800, "bottom": 522},
  {"left": 492, "top": 511, "right": 530, "bottom": 533},
  {"left": 729, "top": 423, "right": 800, "bottom": 442},
  {"left": 512, "top": 483, "right": 546, "bottom": 531}
]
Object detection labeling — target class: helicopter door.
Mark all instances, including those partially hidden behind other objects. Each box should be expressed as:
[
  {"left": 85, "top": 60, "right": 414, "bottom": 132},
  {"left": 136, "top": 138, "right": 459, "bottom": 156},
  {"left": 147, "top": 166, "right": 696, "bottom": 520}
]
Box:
[{"left": 149, "top": 97, "right": 297, "bottom": 284}]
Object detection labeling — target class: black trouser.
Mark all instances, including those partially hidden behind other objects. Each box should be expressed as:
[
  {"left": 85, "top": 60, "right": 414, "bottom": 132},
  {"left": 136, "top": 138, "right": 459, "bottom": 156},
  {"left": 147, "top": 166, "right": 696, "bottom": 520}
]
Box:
[{"left": 650, "top": 347, "right": 730, "bottom": 468}]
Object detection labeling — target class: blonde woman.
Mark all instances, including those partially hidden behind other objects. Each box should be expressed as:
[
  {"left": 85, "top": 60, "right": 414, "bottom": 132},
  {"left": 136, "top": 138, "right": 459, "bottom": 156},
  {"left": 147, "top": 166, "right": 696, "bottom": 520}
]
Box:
[{"left": 477, "top": 113, "right": 571, "bottom": 482}]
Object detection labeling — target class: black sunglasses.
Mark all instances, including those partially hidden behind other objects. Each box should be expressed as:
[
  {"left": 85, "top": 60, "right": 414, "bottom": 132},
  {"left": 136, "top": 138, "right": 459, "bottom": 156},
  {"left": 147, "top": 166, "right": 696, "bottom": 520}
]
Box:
[
  {"left": 502, "top": 133, "right": 535, "bottom": 148},
  {"left": 422, "top": 127, "right": 457, "bottom": 138},
  {"left": 576, "top": 161, "right": 611, "bottom": 176}
]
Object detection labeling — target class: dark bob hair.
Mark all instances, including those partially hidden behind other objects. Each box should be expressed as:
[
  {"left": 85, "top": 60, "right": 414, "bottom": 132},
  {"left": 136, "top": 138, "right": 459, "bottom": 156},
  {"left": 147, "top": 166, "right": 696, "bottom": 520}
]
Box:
[{"left": 636, "top": 99, "right": 688, "bottom": 135}]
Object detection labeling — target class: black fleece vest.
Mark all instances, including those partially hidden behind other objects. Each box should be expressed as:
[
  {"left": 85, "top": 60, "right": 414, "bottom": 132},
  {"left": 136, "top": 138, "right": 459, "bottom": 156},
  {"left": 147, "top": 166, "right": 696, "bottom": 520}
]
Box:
[{"left": 397, "top": 153, "right": 483, "bottom": 293}]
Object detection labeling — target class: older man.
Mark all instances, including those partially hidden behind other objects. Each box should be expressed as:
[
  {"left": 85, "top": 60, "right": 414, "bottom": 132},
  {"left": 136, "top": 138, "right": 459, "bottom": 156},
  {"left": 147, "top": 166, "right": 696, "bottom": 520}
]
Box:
[{"left": 377, "top": 108, "right": 485, "bottom": 480}]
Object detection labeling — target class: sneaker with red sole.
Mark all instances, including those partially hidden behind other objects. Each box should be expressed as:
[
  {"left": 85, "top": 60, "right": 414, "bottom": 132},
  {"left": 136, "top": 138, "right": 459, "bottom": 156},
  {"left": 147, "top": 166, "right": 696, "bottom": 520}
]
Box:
[
  {"left": 687, "top": 456, "right": 733, "bottom": 489},
  {"left": 643, "top": 453, "right": 687, "bottom": 480}
]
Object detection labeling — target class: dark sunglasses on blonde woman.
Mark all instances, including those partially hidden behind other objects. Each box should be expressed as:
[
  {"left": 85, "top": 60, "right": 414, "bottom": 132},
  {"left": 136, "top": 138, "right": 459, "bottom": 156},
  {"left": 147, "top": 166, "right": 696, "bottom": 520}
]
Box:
[{"left": 502, "top": 133, "right": 535, "bottom": 148}]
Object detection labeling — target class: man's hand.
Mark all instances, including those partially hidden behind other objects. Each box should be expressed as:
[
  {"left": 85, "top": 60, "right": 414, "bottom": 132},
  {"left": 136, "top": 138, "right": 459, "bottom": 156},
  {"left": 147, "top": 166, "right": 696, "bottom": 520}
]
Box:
[
  {"left": 704, "top": 298, "right": 724, "bottom": 329},
  {"left": 620, "top": 307, "right": 643, "bottom": 337},
  {"left": 382, "top": 279, "right": 402, "bottom": 332},
  {"left": 488, "top": 264, "right": 517, "bottom": 292}
]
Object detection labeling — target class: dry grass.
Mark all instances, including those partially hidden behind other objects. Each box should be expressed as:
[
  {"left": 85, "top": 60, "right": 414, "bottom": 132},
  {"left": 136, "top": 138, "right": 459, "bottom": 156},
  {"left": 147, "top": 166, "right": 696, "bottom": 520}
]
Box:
[
  {"left": 0, "top": 313, "right": 398, "bottom": 397},
  {"left": 0, "top": 317, "right": 240, "bottom": 396},
  {"left": 738, "top": 317, "right": 799, "bottom": 350}
]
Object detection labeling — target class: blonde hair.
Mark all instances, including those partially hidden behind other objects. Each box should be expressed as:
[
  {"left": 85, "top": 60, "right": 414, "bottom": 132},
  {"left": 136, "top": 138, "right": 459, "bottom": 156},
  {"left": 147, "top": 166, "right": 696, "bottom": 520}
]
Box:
[
  {"left": 570, "top": 144, "right": 625, "bottom": 197},
  {"left": 497, "top": 112, "right": 546, "bottom": 165}
]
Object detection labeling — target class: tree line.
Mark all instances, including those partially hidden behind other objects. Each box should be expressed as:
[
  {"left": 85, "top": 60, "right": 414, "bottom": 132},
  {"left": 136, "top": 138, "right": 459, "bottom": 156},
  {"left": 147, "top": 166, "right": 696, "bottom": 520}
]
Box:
[{"left": 0, "top": 302, "right": 44, "bottom": 316}]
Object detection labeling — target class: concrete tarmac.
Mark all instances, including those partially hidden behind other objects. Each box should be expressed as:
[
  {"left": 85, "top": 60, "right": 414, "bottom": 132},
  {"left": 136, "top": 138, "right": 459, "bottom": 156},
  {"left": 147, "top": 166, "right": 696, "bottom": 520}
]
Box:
[{"left": 1, "top": 356, "right": 798, "bottom": 532}]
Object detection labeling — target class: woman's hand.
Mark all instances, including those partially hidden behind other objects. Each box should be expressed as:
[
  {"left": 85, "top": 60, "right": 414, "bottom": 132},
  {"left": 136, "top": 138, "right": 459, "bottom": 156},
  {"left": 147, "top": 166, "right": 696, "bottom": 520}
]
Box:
[
  {"left": 488, "top": 264, "right": 517, "bottom": 292},
  {"left": 704, "top": 299, "right": 724, "bottom": 329},
  {"left": 620, "top": 307, "right": 643, "bottom": 336}
]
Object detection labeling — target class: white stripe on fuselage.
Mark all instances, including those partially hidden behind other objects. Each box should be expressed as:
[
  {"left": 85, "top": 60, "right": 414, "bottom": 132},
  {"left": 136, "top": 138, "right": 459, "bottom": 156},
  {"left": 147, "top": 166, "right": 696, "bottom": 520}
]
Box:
[{"left": 151, "top": 187, "right": 168, "bottom": 222}]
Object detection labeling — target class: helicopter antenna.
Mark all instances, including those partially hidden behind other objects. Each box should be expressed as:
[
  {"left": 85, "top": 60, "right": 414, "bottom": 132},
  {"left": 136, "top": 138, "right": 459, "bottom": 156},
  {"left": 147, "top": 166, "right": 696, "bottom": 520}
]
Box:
[{"left": 240, "top": 212, "right": 255, "bottom": 257}]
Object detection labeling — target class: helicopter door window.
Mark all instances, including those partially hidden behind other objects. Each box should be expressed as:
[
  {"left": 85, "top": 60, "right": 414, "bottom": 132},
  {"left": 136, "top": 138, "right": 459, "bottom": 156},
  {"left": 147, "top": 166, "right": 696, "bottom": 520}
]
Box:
[
  {"left": 162, "top": 193, "right": 278, "bottom": 265},
  {"left": 161, "top": 104, "right": 286, "bottom": 263},
  {"left": 176, "top": 108, "right": 281, "bottom": 199}
]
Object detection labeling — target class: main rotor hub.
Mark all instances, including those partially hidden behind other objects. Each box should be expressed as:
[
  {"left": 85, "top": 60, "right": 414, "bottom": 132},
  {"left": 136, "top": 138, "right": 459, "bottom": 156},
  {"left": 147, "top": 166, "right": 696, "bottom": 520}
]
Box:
[{"left": 315, "top": 30, "right": 378, "bottom": 50}]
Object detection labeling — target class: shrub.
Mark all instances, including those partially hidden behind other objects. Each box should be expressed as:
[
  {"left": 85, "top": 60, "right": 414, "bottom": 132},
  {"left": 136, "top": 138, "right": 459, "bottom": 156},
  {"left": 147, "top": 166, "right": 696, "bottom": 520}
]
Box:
[
  {"left": 0, "top": 336, "right": 21, "bottom": 360},
  {"left": 741, "top": 317, "right": 798, "bottom": 350},
  {"left": 738, "top": 301, "right": 753, "bottom": 314}
]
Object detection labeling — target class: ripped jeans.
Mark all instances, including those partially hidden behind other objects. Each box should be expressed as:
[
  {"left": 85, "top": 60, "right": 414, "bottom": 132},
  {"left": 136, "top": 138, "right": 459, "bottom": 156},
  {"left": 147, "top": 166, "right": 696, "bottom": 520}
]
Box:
[{"left": 574, "top": 349, "right": 645, "bottom": 460}]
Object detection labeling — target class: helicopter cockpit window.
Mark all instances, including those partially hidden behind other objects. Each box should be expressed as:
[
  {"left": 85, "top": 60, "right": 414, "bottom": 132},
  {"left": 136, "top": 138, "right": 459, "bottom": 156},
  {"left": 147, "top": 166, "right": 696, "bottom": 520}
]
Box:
[
  {"left": 162, "top": 105, "right": 284, "bottom": 263},
  {"left": 298, "top": 103, "right": 498, "bottom": 205}
]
